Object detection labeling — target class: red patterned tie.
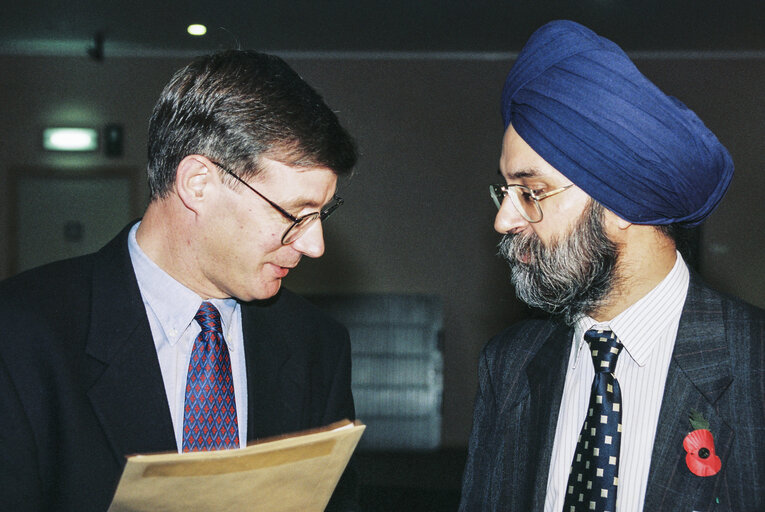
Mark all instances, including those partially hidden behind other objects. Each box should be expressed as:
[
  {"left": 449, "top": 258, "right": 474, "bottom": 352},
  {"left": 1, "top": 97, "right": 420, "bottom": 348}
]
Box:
[{"left": 182, "top": 302, "right": 239, "bottom": 452}]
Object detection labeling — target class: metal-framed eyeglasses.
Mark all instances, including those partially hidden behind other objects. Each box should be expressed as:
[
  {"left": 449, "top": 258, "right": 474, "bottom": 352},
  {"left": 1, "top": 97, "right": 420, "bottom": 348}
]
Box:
[
  {"left": 211, "top": 161, "right": 343, "bottom": 245},
  {"left": 490, "top": 183, "right": 574, "bottom": 223}
]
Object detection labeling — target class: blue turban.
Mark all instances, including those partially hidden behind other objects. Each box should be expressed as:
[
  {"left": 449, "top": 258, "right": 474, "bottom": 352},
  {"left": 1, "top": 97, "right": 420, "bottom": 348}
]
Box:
[{"left": 501, "top": 20, "right": 734, "bottom": 227}]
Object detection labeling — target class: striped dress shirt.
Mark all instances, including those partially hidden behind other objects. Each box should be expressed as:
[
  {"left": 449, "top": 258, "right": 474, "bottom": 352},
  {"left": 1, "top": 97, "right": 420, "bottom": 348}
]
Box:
[{"left": 544, "top": 252, "right": 690, "bottom": 512}]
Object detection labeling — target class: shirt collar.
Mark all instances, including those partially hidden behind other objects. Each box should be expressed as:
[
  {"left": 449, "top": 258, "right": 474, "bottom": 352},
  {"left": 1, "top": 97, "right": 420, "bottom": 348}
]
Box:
[
  {"left": 572, "top": 251, "right": 689, "bottom": 368},
  {"left": 127, "top": 222, "right": 238, "bottom": 346}
]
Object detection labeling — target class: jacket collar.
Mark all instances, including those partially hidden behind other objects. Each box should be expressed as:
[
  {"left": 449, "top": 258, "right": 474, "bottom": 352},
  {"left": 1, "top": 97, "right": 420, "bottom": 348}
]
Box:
[
  {"left": 521, "top": 273, "right": 735, "bottom": 510},
  {"left": 525, "top": 320, "right": 573, "bottom": 509},
  {"left": 84, "top": 223, "right": 176, "bottom": 463},
  {"left": 241, "top": 291, "right": 297, "bottom": 440},
  {"left": 83, "top": 223, "right": 303, "bottom": 459},
  {"left": 644, "top": 272, "right": 734, "bottom": 509}
]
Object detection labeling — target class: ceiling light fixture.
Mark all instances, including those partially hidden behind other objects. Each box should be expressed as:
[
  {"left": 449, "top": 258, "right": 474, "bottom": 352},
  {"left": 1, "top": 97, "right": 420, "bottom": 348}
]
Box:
[{"left": 187, "top": 24, "right": 207, "bottom": 36}]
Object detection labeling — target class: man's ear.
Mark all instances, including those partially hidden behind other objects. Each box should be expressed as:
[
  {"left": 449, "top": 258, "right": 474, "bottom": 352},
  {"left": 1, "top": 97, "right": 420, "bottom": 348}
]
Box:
[
  {"left": 602, "top": 207, "right": 632, "bottom": 230},
  {"left": 175, "top": 155, "right": 216, "bottom": 213},
  {"left": 602, "top": 208, "right": 633, "bottom": 243}
]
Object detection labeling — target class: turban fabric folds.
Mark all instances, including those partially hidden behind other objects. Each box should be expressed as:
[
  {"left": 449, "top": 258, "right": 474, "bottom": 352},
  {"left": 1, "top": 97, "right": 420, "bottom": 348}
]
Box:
[{"left": 501, "top": 20, "right": 734, "bottom": 227}]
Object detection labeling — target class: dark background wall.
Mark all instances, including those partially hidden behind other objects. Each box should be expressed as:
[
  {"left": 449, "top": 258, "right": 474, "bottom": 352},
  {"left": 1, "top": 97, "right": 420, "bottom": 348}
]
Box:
[{"left": 1, "top": 53, "right": 763, "bottom": 449}]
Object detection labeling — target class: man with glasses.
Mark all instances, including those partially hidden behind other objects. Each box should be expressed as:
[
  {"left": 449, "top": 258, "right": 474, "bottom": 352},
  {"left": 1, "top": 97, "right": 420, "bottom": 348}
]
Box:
[
  {"left": 460, "top": 21, "right": 764, "bottom": 511},
  {"left": 0, "top": 50, "right": 358, "bottom": 511}
]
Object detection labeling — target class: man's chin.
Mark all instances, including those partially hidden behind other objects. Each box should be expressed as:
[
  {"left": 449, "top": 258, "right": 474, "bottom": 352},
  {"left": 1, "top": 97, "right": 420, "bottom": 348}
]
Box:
[
  {"left": 260, "top": 280, "right": 283, "bottom": 299},
  {"left": 236, "top": 280, "right": 283, "bottom": 302}
]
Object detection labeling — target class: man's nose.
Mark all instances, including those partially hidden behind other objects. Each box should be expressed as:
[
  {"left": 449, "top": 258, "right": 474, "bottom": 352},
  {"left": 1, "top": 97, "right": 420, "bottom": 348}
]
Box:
[
  {"left": 291, "top": 221, "right": 325, "bottom": 258},
  {"left": 494, "top": 197, "right": 530, "bottom": 234}
]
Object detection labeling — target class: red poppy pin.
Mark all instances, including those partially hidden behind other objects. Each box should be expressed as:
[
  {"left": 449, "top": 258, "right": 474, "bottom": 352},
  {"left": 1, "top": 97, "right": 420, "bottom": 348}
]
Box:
[{"left": 683, "top": 410, "right": 721, "bottom": 477}]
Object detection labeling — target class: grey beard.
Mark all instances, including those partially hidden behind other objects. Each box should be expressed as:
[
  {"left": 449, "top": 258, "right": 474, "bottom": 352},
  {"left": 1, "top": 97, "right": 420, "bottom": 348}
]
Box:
[{"left": 498, "top": 202, "right": 620, "bottom": 325}]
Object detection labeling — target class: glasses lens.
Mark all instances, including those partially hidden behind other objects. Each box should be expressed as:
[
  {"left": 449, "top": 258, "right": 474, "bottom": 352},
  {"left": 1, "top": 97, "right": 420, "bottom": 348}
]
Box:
[
  {"left": 281, "top": 196, "right": 343, "bottom": 245},
  {"left": 281, "top": 213, "right": 320, "bottom": 245},
  {"left": 490, "top": 184, "right": 505, "bottom": 209},
  {"left": 507, "top": 185, "right": 542, "bottom": 222}
]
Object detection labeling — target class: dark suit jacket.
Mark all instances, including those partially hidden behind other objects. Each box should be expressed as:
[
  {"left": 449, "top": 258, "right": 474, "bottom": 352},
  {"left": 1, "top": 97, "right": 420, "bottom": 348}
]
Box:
[
  {"left": 0, "top": 224, "right": 356, "bottom": 511},
  {"left": 460, "top": 273, "right": 765, "bottom": 511}
]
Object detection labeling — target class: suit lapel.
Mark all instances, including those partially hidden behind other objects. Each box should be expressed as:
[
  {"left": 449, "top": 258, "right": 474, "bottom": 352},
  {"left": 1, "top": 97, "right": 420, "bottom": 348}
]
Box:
[
  {"left": 84, "top": 226, "right": 176, "bottom": 464},
  {"left": 525, "top": 322, "right": 574, "bottom": 509},
  {"left": 84, "top": 229, "right": 304, "bottom": 458},
  {"left": 241, "top": 294, "right": 295, "bottom": 440},
  {"left": 644, "top": 274, "right": 734, "bottom": 510}
]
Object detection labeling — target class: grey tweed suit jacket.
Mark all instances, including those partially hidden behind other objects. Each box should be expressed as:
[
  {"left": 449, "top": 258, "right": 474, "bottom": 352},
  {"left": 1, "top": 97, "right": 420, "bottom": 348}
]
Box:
[{"left": 459, "top": 272, "right": 764, "bottom": 511}]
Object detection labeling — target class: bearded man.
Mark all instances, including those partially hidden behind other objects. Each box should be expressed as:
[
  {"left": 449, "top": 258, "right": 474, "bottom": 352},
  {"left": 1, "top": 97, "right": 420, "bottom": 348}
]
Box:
[{"left": 459, "top": 21, "right": 764, "bottom": 512}]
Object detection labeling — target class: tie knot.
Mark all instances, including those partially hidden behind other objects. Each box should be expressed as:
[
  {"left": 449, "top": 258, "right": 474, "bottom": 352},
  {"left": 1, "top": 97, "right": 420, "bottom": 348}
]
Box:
[
  {"left": 195, "top": 302, "right": 222, "bottom": 333},
  {"left": 584, "top": 328, "right": 622, "bottom": 374}
]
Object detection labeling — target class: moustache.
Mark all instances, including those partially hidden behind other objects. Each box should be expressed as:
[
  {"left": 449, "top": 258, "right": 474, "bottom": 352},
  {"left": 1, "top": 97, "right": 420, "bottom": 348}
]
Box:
[{"left": 498, "top": 231, "right": 545, "bottom": 266}]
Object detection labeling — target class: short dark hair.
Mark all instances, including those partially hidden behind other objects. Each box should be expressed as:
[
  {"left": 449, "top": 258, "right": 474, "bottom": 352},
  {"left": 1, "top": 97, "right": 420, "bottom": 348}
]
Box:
[{"left": 147, "top": 50, "right": 357, "bottom": 199}]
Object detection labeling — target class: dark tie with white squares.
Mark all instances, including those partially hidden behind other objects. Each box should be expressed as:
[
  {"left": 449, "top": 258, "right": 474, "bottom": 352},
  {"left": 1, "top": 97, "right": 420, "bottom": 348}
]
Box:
[{"left": 563, "top": 329, "right": 623, "bottom": 512}]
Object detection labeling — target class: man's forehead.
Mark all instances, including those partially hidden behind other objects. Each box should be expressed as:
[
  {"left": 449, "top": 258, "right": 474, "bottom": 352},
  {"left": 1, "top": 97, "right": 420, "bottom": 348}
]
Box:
[
  {"left": 250, "top": 161, "right": 329, "bottom": 194},
  {"left": 256, "top": 157, "right": 337, "bottom": 207},
  {"left": 499, "top": 129, "right": 569, "bottom": 183},
  {"left": 258, "top": 156, "right": 334, "bottom": 178},
  {"left": 499, "top": 166, "right": 544, "bottom": 179}
]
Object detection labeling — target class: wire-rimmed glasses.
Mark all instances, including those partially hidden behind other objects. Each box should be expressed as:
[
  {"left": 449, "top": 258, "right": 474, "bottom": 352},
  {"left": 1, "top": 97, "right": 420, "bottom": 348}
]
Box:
[
  {"left": 211, "top": 161, "right": 343, "bottom": 245},
  {"left": 490, "top": 183, "right": 574, "bottom": 223}
]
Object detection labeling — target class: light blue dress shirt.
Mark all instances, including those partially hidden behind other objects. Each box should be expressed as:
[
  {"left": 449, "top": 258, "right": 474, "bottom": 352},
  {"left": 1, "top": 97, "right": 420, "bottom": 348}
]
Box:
[{"left": 127, "top": 222, "right": 248, "bottom": 451}]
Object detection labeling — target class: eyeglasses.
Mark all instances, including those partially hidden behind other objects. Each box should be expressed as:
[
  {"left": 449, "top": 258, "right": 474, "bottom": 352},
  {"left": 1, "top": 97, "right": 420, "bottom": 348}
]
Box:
[
  {"left": 490, "top": 183, "right": 574, "bottom": 223},
  {"left": 211, "top": 161, "right": 343, "bottom": 245}
]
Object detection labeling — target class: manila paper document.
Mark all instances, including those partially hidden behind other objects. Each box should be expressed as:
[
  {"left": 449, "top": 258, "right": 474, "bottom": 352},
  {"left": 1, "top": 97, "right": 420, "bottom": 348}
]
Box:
[{"left": 108, "top": 419, "right": 364, "bottom": 512}]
